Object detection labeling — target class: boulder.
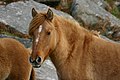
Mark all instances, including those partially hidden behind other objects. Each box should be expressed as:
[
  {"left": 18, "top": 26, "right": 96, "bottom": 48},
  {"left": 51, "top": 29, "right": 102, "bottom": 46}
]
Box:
[
  {"left": 92, "top": 0, "right": 109, "bottom": 9},
  {"left": 0, "top": 22, "right": 30, "bottom": 38},
  {"left": 0, "top": 0, "right": 73, "bottom": 34},
  {"left": 71, "top": 0, "right": 120, "bottom": 41}
]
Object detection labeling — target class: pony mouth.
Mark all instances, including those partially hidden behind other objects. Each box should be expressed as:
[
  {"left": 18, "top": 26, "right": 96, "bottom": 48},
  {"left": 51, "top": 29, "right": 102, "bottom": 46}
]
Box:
[{"left": 33, "top": 64, "right": 41, "bottom": 68}]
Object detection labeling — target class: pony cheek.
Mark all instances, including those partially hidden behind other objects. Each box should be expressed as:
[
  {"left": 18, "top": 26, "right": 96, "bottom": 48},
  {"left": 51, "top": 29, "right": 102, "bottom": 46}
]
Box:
[
  {"left": 44, "top": 46, "right": 51, "bottom": 57},
  {"left": 50, "top": 37, "right": 57, "bottom": 50}
]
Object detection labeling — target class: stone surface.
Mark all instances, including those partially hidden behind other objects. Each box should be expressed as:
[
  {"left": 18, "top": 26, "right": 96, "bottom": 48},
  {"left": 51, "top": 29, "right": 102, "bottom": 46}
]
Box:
[
  {"left": 71, "top": 0, "right": 120, "bottom": 26},
  {"left": 71, "top": 0, "right": 120, "bottom": 41},
  {"left": 0, "top": 0, "right": 73, "bottom": 34}
]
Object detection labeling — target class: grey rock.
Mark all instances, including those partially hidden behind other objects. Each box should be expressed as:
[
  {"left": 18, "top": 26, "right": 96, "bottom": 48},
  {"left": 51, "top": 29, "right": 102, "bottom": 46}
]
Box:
[
  {"left": 71, "top": 0, "right": 120, "bottom": 41},
  {"left": 71, "top": 0, "right": 120, "bottom": 26},
  {"left": 0, "top": 0, "right": 73, "bottom": 34},
  {"left": 92, "top": 0, "right": 108, "bottom": 8},
  {"left": 35, "top": 59, "right": 58, "bottom": 80}
]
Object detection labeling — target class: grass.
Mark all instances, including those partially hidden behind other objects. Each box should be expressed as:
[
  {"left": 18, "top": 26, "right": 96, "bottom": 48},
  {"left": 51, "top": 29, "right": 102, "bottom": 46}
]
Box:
[
  {"left": 105, "top": 0, "right": 120, "bottom": 19},
  {"left": 111, "top": 7, "right": 120, "bottom": 19},
  {"left": 0, "top": 31, "right": 17, "bottom": 36}
]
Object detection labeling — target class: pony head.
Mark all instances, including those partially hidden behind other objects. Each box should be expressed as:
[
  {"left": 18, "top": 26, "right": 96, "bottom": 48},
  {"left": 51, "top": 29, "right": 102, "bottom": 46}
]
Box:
[{"left": 29, "top": 8, "right": 59, "bottom": 68}]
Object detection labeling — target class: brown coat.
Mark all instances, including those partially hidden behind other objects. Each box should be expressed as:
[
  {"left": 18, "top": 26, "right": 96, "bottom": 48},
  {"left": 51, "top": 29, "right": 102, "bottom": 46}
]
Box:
[
  {"left": 50, "top": 15, "right": 120, "bottom": 80},
  {"left": 0, "top": 38, "right": 35, "bottom": 80},
  {"left": 29, "top": 8, "right": 120, "bottom": 80}
]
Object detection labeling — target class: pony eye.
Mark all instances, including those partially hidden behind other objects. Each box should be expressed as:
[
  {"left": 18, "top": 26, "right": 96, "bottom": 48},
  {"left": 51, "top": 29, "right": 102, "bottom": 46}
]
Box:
[{"left": 47, "top": 31, "right": 51, "bottom": 35}]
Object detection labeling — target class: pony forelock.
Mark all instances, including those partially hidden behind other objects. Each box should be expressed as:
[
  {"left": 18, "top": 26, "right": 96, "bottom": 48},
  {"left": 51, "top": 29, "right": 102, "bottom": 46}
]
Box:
[{"left": 29, "top": 14, "right": 46, "bottom": 36}]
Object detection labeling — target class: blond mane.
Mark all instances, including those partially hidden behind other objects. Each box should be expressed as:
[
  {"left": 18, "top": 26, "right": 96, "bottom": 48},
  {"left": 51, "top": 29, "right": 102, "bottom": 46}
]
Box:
[{"left": 29, "top": 13, "right": 46, "bottom": 36}]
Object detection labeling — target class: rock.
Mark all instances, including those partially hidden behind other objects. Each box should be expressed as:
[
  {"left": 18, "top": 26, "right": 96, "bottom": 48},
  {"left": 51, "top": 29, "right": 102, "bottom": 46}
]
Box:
[
  {"left": 71, "top": 0, "right": 120, "bottom": 26},
  {"left": 0, "top": 0, "right": 73, "bottom": 34},
  {"left": 34, "top": 59, "right": 58, "bottom": 80},
  {"left": 0, "top": 22, "right": 30, "bottom": 38},
  {"left": 92, "top": 0, "right": 107, "bottom": 8},
  {"left": 71, "top": 0, "right": 120, "bottom": 41},
  {"left": 91, "top": 0, "right": 112, "bottom": 11}
]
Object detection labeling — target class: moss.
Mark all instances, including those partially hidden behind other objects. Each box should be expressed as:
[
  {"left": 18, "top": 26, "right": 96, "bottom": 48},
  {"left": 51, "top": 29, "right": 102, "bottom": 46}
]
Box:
[
  {"left": 0, "top": 30, "right": 18, "bottom": 37},
  {"left": 105, "top": 0, "right": 120, "bottom": 19},
  {"left": 111, "top": 7, "right": 120, "bottom": 19}
]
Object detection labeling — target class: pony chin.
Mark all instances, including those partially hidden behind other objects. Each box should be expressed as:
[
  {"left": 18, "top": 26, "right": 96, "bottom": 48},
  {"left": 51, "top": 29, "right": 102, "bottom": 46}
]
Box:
[{"left": 33, "top": 64, "right": 41, "bottom": 68}]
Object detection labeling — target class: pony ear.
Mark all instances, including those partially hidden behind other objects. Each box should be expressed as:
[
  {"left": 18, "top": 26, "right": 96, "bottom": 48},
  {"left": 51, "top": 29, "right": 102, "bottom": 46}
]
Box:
[
  {"left": 32, "top": 8, "right": 38, "bottom": 17},
  {"left": 46, "top": 8, "right": 53, "bottom": 21}
]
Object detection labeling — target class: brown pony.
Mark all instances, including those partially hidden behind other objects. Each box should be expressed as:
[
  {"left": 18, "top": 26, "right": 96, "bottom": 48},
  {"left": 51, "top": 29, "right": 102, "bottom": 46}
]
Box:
[
  {"left": 0, "top": 38, "right": 35, "bottom": 80},
  {"left": 29, "top": 8, "right": 120, "bottom": 80}
]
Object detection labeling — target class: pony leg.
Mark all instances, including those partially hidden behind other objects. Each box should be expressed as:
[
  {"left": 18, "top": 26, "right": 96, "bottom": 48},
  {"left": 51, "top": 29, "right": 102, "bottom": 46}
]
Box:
[{"left": 30, "top": 68, "right": 35, "bottom": 80}]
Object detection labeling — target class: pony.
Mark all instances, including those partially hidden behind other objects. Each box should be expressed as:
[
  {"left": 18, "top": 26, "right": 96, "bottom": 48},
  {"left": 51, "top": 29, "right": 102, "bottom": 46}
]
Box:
[
  {"left": 0, "top": 38, "right": 35, "bottom": 80},
  {"left": 29, "top": 8, "right": 120, "bottom": 80}
]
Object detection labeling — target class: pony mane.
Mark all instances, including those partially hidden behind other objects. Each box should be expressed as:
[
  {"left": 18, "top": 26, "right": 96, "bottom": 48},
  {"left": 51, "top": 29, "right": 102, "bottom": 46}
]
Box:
[
  {"left": 54, "top": 14, "right": 81, "bottom": 29},
  {"left": 29, "top": 13, "right": 46, "bottom": 36},
  {"left": 29, "top": 11, "right": 94, "bottom": 38},
  {"left": 53, "top": 14, "right": 93, "bottom": 37},
  {"left": 54, "top": 15, "right": 100, "bottom": 38}
]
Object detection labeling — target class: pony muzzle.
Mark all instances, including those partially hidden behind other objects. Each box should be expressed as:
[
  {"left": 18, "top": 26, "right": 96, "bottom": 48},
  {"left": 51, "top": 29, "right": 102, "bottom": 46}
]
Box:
[{"left": 29, "top": 56, "right": 42, "bottom": 68}]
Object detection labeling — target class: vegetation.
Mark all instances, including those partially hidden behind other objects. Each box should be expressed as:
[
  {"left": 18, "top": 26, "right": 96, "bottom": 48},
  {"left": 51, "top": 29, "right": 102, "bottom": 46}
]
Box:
[
  {"left": 0, "top": 22, "right": 30, "bottom": 38},
  {"left": 105, "top": 0, "right": 120, "bottom": 19},
  {"left": 0, "top": 30, "right": 16, "bottom": 36},
  {"left": 111, "top": 6, "right": 120, "bottom": 19}
]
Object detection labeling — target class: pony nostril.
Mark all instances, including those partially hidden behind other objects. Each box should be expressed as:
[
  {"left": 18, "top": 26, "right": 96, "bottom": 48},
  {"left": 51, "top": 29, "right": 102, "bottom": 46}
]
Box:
[
  {"left": 36, "top": 56, "right": 41, "bottom": 63},
  {"left": 29, "top": 57, "right": 34, "bottom": 63}
]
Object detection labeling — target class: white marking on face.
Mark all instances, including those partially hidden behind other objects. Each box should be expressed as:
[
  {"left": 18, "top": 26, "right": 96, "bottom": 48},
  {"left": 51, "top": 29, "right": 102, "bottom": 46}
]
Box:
[
  {"left": 38, "top": 25, "right": 43, "bottom": 33},
  {"left": 36, "top": 37, "right": 39, "bottom": 43},
  {"left": 35, "top": 25, "right": 43, "bottom": 43}
]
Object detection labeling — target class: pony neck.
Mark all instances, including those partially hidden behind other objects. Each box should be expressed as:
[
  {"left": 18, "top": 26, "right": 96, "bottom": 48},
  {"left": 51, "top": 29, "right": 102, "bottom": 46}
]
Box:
[{"left": 49, "top": 15, "right": 90, "bottom": 69}]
